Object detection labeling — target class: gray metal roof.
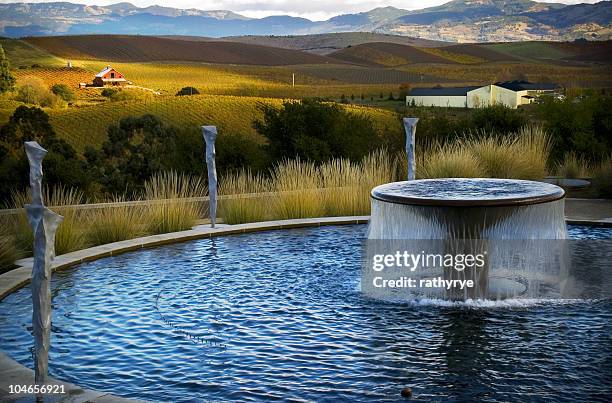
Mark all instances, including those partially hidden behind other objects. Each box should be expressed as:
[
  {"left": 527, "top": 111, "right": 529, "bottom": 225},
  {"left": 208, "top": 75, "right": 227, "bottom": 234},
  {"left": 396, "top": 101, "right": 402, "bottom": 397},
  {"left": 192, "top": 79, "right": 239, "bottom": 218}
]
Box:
[
  {"left": 408, "top": 86, "right": 481, "bottom": 96},
  {"left": 95, "top": 66, "right": 113, "bottom": 78},
  {"left": 494, "top": 80, "right": 560, "bottom": 91}
]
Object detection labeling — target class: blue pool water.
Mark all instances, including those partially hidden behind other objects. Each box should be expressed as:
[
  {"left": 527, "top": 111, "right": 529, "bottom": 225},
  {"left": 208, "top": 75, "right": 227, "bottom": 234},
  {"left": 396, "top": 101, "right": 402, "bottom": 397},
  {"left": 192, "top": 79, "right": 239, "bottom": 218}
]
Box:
[{"left": 0, "top": 225, "right": 610, "bottom": 402}]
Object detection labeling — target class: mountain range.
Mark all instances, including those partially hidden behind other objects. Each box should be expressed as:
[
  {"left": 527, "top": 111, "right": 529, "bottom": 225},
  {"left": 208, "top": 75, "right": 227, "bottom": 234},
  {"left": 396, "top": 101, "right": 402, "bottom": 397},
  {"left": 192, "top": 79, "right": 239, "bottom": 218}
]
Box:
[{"left": 0, "top": 0, "right": 610, "bottom": 42}]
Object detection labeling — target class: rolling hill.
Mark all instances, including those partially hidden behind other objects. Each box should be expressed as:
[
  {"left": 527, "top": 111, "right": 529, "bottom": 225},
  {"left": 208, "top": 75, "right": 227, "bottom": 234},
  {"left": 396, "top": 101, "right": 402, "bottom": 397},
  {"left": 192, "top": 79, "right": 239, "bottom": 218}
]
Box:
[
  {"left": 329, "top": 43, "right": 461, "bottom": 66},
  {"left": 218, "top": 33, "right": 447, "bottom": 55},
  {"left": 24, "top": 35, "right": 338, "bottom": 65}
]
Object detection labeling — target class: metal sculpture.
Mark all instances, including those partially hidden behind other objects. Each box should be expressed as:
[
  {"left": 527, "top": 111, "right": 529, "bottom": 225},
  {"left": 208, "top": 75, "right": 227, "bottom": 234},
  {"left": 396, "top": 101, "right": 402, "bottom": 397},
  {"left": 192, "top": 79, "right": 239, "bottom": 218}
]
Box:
[
  {"left": 24, "top": 141, "right": 63, "bottom": 388},
  {"left": 202, "top": 126, "right": 218, "bottom": 228},
  {"left": 403, "top": 118, "right": 419, "bottom": 181}
]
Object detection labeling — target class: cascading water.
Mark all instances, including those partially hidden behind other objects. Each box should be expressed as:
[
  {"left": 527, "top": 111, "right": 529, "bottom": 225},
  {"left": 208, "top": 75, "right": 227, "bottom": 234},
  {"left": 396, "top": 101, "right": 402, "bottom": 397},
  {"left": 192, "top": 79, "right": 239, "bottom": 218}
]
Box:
[{"left": 365, "top": 178, "right": 568, "bottom": 301}]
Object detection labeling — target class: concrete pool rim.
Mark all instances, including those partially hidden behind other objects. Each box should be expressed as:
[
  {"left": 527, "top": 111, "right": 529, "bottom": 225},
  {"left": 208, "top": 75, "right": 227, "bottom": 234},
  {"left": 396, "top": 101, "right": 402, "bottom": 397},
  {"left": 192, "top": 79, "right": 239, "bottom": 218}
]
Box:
[{"left": 371, "top": 179, "right": 566, "bottom": 207}]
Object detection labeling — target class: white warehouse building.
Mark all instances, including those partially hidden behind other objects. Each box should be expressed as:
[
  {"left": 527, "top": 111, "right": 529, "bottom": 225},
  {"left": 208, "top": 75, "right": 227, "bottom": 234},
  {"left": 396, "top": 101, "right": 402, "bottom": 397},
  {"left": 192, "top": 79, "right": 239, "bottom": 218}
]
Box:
[{"left": 406, "top": 81, "right": 561, "bottom": 109}]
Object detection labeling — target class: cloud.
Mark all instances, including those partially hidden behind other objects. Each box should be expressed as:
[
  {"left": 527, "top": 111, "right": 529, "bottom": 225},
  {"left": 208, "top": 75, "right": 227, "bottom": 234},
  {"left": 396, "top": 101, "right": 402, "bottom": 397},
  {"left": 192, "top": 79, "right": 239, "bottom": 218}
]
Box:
[{"left": 0, "top": 0, "right": 605, "bottom": 20}]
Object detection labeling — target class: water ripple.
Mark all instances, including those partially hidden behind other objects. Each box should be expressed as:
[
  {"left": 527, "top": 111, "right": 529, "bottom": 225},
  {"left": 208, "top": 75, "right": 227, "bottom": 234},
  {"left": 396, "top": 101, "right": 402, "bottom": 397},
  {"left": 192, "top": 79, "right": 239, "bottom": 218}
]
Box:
[{"left": 0, "top": 225, "right": 610, "bottom": 402}]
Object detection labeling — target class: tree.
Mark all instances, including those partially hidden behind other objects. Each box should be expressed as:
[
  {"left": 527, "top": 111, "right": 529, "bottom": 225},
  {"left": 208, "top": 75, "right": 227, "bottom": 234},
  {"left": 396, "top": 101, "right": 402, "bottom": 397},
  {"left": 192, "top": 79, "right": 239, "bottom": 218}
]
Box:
[
  {"left": 0, "top": 46, "right": 16, "bottom": 94},
  {"left": 469, "top": 105, "right": 526, "bottom": 135},
  {"left": 399, "top": 83, "right": 411, "bottom": 99},
  {"left": 84, "top": 114, "right": 183, "bottom": 193},
  {"left": 51, "top": 83, "right": 75, "bottom": 102},
  {"left": 0, "top": 106, "right": 88, "bottom": 201},
  {"left": 176, "top": 86, "right": 200, "bottom": 96},
  {"left": 253, "top": 99, "right": 381, "bottom": 164}
]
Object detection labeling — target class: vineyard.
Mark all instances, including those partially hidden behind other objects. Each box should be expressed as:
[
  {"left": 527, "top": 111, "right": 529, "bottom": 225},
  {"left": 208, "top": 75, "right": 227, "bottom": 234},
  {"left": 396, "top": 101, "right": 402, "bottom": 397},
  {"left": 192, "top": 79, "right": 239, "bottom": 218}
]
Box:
[
  {"left": 13, "top": 66, "right": 92, "bottom": 89},
  {"left": 42, "top": 95, "right": 402, "bottom": 151},
  {"left": 1, "top": 35, "right": 610, "bottom": 157},
  {"left": 292, "top": 64, "right": 455, "bottom": 85},
  {"left": 329, "top": 42, "right": 455, "bottom": 66}
]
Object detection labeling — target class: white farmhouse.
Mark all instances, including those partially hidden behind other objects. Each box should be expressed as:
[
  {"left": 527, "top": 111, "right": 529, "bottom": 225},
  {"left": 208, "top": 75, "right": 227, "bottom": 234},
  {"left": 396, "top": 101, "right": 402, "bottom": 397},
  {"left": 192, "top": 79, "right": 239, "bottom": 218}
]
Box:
[{"left": 406, "top": 81, "right": 560, "bottom": 109}]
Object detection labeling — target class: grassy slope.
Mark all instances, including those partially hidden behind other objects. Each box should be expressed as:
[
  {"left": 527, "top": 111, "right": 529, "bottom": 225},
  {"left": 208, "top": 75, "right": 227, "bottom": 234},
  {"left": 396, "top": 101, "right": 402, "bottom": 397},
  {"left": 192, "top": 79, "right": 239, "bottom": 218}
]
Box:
[
  {"left": 485, "top": 42, "right": 572, "bottom": 61},
  {"left": 0, "top": 38, "right": 64, "bottom": 67}
]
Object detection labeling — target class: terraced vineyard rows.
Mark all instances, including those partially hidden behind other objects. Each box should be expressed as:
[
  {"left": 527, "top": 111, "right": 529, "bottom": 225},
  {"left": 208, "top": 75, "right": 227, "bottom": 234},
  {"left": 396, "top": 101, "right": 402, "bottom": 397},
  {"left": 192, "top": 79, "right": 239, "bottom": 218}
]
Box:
[
  {"left": 292, "top": 65, "right": 454, "bottom": 85},
  {"left": 47, "top": 95, "right": 401, "bottom": 151},
  {"left": 13, "top": 66, "right": 93, "bottom": 89}
]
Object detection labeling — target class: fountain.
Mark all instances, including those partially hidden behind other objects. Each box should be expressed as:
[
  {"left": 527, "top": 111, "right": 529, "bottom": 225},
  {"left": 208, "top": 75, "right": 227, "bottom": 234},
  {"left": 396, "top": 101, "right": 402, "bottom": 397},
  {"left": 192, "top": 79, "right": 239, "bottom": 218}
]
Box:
[{"left": 365, "top": 178, "right": 568, "bottom": 301}]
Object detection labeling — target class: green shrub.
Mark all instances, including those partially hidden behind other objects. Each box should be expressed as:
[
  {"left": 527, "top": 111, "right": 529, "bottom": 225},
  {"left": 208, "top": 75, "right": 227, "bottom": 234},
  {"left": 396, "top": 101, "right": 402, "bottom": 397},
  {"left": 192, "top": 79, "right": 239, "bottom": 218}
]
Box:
[
  {"left": 51, "top": 83, "right": 75, "bottom": 102},
  {"left": 101, "top": 88, "right": 117, "bottom": 98},
  {"left": 470, "top": 105, "right": 526, "bottom": 134},
  {"left": 536, "top": 94, "right": 612, "bottom": 162},
  {"left": 254, "top": 98, "right": 381, "bottom": 163},
  {"left": 176, "top": 86, "right": 200, "bottom": 96}
]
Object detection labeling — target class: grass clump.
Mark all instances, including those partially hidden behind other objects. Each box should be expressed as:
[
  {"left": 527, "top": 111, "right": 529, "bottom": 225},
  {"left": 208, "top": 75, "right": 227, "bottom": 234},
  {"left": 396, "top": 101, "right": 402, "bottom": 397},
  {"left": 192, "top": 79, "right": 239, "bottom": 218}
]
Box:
[
  {"left": 144, "top": 171, "right": 207, "bottom": 234},
  {"left": 419, "top": 126, "right": 551, "bottom": 180},
  {"left": 592, "top": 156, "right": 612, "bottom": 198},
  {"left": 271, "top": 159, "right": 325, "bottom": 219},
  {"left": 420, "top": 144, "right": 486, "bottom": 179},
  {"left": 511, "top": 125, "right": 551, "bottom": 180},
  {"left": 359, "top": 149, "right": 398, "bottom": 212},
  {"left": 10, "top": 185, "right": 87, "bottom": 255},
  {"left": 87, "top": 198, "right": 148, "bottom": 246},
  {"left": 555, "top": 152, "right": 591, "bottom": 179},
  {"left": 220, "top": 169, "right": 271, "bottom": 224},
  {"left": 0, "top": 229, "right": 18, "bottom": 271},
  {"left": 320, "top": 158, "right": 362, "bottom": 216}
]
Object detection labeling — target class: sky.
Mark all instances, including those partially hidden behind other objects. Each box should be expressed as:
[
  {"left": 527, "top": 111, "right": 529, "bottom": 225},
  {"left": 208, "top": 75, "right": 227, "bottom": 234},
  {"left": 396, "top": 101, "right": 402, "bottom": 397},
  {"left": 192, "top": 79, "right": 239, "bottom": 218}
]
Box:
[{"left": 0, "top": 0, "right": 604, "bottom": 20}]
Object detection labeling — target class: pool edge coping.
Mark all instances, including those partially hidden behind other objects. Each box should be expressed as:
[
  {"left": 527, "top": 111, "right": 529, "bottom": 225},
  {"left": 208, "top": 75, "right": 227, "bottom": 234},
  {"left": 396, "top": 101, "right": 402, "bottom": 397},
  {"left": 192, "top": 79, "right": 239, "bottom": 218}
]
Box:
[{"left": 0, "top": 216, "right": 369, "bottom": 402}]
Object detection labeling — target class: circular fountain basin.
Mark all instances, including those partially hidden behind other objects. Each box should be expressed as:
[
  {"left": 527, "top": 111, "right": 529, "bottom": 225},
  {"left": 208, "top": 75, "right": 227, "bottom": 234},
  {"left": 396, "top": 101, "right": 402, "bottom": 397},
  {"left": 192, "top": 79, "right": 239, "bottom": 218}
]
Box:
[
  {"left": 367, "top": 178, "right": 568, "bottom": 300},
  {"left": 0, "top": 225, "right": 610, "bottom": 402},
  {"left": 371, "top": 178, "right": 565, "bottom": 207}
]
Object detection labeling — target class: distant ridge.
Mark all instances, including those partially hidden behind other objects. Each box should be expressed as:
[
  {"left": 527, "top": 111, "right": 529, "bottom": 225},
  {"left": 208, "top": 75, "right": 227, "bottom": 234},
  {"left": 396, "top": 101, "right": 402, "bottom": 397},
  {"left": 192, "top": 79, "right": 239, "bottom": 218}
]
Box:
[{"left": 1, "top": 1, "right": 610, "bottom": 42}]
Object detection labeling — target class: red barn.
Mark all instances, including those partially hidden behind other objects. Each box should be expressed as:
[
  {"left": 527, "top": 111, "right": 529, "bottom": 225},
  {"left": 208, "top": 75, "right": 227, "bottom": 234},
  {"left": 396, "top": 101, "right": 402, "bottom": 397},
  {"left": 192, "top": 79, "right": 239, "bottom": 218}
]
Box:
[{"left": 93, "top": 66, "right": 128, "bottom": 87}]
